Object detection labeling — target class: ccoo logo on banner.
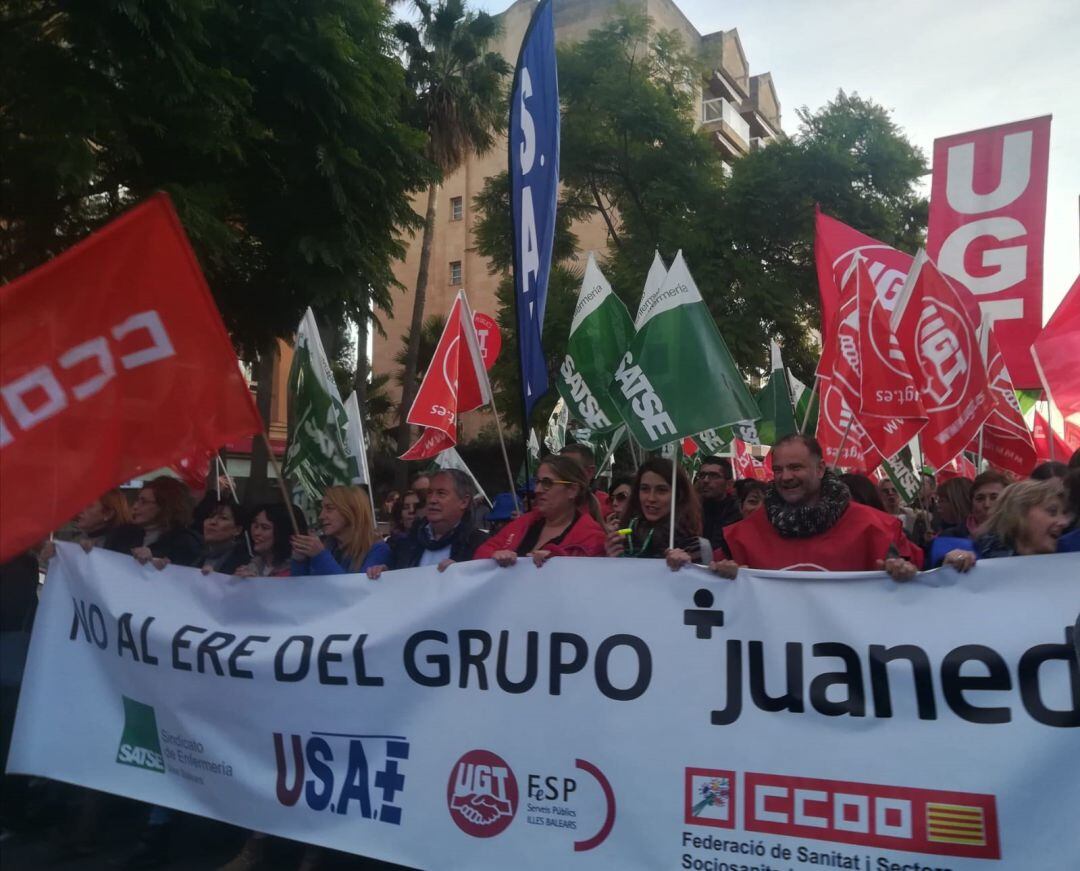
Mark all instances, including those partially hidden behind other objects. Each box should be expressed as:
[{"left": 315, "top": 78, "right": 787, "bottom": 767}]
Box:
[{"left": 7, "top": 544, "right": 1079, "bottom": 870}]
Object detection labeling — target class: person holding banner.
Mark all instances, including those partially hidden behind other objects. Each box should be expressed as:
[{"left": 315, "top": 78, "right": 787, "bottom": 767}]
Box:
[
  {"left": 710, "top": 435, "right": 922, "bottom": 578},
  {"left": 605, "top": 458, "right": 706, "bottom": 562},
  {"left": 936, "top": 477, "right": 975, "bottom": 539},
  {"left": 290, "top": 486, "right": 388, "bottom": 575},
  {"left": 197, "top": 499, "right": 249, "bottom": 575},
  {"left": 128, "top": 478, "right": 202, "bottom": 569},
  {"left": 234, "top": 504, "right": 308, "bottom": 578},
  {"left": 946, "top": 479, "right": 1070, "bottom": 569},
  {"left": 40, "top": 489, "right": 143, "bottom": 560},
  {"left": 475, "top": 455, "right": 606, "bottom": 566},
  {"left": 366, "top": 471, "right": 488, "bottom": 578}
]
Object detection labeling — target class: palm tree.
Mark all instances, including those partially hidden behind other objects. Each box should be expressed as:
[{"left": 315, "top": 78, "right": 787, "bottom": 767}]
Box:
[{"left": 394, "top": 0, "right": 511, "bottom": 461}]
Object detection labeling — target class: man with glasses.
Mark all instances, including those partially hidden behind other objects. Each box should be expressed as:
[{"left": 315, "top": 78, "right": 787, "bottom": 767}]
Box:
[{"left": 696, "top": 456, "right": 741, "bottom": 549}]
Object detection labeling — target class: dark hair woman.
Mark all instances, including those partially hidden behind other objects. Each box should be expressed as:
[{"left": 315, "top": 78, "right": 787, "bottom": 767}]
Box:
[
  {"left": 389, "top": 490, "right": 423, "bottom": 541},
  {"left": 129, "top": 477, "right": 202, "bottom": 568},
  {"left": 734, "top": 479, "right": 767, "bottom": 519},
  {"left": 474, "top": 455, "right": 606, "bottom": 567},
  {"left": 197, "top": 498, "right": 249, "bottom": 575},
  {"left": 607, "top": 476, "right": 634, "bottom": 523},
  {"left": 234, "top": 504, "right": 308, "bottom": 578},
  {"left": 936, "top": 476, "right": 974, "bottom": 538},
  {"left": 606, "top": 457, "right": 703, "bottom": 561},
  {"left": 839, "top": 473, "right": 887, "bottom": 512}
]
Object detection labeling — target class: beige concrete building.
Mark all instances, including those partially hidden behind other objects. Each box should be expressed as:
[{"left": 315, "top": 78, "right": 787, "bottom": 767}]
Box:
[{"left": 373, "top": 0, "right": 784, "bottom": 438}]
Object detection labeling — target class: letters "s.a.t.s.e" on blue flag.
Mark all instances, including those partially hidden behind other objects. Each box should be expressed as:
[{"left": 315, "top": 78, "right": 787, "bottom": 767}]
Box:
[{"left": 510, "top": 0, "right": 559, "bottom": 424}]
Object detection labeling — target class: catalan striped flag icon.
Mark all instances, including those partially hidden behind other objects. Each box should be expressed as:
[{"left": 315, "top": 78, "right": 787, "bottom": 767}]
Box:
[{"left": 926, "top": 803, "right": 987, "bottom": 846}]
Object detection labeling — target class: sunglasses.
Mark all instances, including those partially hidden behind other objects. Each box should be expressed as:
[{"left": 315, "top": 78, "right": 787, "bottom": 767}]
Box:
[{"left": 612, "top": 492, "right": 629, "bottom": 502}]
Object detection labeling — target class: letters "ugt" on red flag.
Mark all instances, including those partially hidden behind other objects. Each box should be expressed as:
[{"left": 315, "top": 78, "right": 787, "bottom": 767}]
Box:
[{"left": 0, "top": 194, "right": 261, "bottom": 561}]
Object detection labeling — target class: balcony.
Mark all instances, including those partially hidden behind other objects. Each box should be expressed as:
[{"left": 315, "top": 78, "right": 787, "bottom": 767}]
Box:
[
  {"left": 701, "top": 97, "right": 751, "bottom": 154},
  {"left": 750, "top": 136, "right": 774, "bottom": 151}
]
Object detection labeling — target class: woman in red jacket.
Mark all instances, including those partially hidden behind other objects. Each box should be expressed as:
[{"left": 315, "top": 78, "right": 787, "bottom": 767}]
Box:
[{"left": 475, "top": 454, "right": 606, "bottom": 567}]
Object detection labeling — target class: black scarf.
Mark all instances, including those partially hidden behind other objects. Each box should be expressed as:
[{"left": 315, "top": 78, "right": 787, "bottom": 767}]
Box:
[
  {"left": 765, "top": 473, "right": 850, "bottom": 538},
  {"left": 418, "top": 522, "right": 462, "bottom": 551}
]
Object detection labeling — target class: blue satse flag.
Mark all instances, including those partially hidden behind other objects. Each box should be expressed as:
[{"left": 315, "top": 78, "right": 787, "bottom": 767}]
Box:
[{"left": 510, "top": 0, "right": 559, "bottom": 425}]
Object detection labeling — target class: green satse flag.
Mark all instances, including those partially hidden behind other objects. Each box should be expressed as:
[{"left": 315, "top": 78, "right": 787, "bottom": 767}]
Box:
[
  {"left": 793, "top": 373, "right": 819, "bottom": 434},
  {"left": 557, "top": 253, "right": 634, "bottom": 433},
  {"left": 283, "top": 308, "right": 360, "bottom": 501},
  {"left": 754, "top": 341, "right": 797, "bottom": 445},
  {"left": 610, "top": 251, "right": 759, "bottom": 450}
]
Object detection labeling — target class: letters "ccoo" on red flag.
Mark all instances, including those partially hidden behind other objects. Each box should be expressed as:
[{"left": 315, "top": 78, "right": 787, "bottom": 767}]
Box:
[{"left": 0, "top": 194, "right": 262, "bottom": 561}]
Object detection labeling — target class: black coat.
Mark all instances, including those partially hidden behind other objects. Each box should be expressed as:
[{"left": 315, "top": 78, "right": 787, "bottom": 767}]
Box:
[
  {"left": 388, "top": 520, "right": 488, "bottom": 569},
  {"left": 146, "top": 527, "right": 203, "bottom": 567}
]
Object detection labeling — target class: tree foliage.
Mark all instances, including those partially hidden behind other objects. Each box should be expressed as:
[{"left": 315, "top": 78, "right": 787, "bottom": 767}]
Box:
[
  {"left": 473, "top": 13, "right": 928, "bottom": 430},
  {"left": 392, "top": 0, "right": 511, "bottom": 462},
  {"left": 1, "top": 0, "right": 433, "bottom": 356}
]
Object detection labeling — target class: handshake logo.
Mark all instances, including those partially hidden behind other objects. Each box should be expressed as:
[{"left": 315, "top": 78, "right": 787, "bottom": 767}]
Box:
[{"left": 447, "top": 749, "right": 519, "bottom": 838}]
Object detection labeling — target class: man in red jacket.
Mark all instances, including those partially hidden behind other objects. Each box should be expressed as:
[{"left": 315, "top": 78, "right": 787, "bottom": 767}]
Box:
[{"left": 712, "top": 434, "right": 922, "bottom": 578}]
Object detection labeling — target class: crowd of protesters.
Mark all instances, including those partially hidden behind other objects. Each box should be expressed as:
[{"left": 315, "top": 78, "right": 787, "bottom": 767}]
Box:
[{"left": 1, "top": 437, "right": 1077, "bottom": 869}]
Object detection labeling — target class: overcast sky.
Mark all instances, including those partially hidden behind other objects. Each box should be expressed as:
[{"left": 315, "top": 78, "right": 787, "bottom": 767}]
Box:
[{"left": 475, "top": 0, "right": 1080, "bottom": 319}]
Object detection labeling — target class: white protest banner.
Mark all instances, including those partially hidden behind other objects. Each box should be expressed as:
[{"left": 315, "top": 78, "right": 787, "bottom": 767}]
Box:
[{"left": 9, "top": 544, "right": 1079, "bottom": 870}]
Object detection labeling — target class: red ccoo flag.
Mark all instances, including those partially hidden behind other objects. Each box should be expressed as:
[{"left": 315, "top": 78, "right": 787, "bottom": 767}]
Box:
[
  {"left": 890, "top": 251, "right": 995, "bottom": 469},
  {"left": 0, "top": 194, "right": 262, "bottom": 561},
  {"left": 1031, "top": 275, "right": 1080, "bottom": 418},
  {"left": 400, "top": 291, "right": 491, "bottom": 461}
]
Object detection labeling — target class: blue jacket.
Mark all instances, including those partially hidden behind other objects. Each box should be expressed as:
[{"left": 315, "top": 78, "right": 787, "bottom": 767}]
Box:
[{"left": 291, "top": 538, "right": 390, "bottom": 576}]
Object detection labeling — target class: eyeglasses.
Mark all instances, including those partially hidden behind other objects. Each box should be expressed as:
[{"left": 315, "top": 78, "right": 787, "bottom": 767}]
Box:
[
  {"left": 535, "top": 477, "right": 574, "bottom": 491},
  {"left": 612, "top": 492, "right": 629, "bottom": 502},
  {"left": 697, "top": 472, "right": 726, "bottom": 480}
]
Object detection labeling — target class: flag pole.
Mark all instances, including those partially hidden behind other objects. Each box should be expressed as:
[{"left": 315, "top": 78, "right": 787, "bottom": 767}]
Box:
[
  {"left": 669, "top": 442, "right": 680, "bottom": 551},
  {"left": 800, "top": 375, "right": 819, "bottom": 434},
  {"left": 1047, "top": 400, "right": 1056, "bottom": 462},
  {"left": 976, "top": 426, "right": 985, "bottom": 471},
  {"left": 461, "top": 289, "right": 521, "bottom": 512},
  {"left": 830, "top": 413, "right": 855, "bottom": 472},
  {"left": 261, "top": 431, "right": 302, "bottom": 536}
]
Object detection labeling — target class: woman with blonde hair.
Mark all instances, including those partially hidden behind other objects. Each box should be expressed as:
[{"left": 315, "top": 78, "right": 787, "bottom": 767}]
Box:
[
  {"left": 290, "top": 486, "right": 389, "bottom": 575},
  {"left": 943, "top": 479, "right": 1070, "bottom": 570}
]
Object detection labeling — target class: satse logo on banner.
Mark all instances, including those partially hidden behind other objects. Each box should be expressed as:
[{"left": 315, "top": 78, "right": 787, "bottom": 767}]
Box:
[{"left": 116, "top": 695, "right": 165, "bottom": 773}]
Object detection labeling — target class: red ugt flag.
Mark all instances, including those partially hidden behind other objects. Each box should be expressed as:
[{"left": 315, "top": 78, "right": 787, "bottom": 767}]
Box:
[
  {"left": 1031, "top": 275, "right": 1080, "bottom": 417},
  {"left": 927, "top": 116, "right": 1052, "bottom": 388},
  {"left": 400, "top": 291, "right": 491, "bottom": 460},
  {"left": 820, "top": 254, "right": 926, "bottom": 458},
  {"left": 889, "top": 252, "right": 994, "bottom": 468},
  {"left": 0, "top": 194, "right": 262, "bottom": 561}
]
